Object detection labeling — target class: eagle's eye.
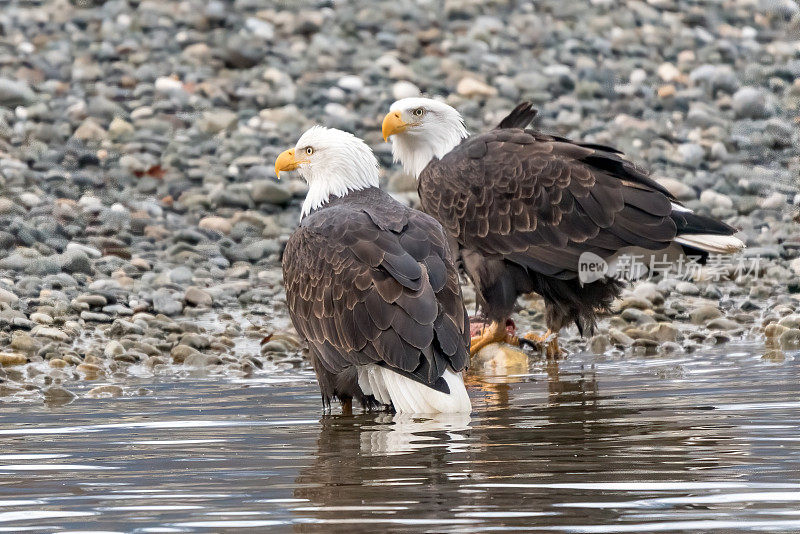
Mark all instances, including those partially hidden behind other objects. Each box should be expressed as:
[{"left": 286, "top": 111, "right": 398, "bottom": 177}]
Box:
[
  {"left": 305, "top": 147, "right": 314, "bottom": 155},
  {"left": 413, "top": 108, "right": 425, "bottom": 117}
]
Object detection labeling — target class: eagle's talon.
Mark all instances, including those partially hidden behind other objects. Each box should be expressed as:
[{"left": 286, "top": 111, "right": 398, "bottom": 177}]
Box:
[
  {"left": 469, "top": 320, "right": 509, "bottom": 356},
  {"left": 521, "top": 330, "right": 563, "bottom": 359}
]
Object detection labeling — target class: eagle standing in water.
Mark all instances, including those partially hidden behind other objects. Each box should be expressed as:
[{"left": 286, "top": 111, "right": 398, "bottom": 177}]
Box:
[
  {"left": 276, "top": 126, "right": 471, "bottom": 413},
  {"left": 382, "top": 99, "right": 744, "bottom": 356}
]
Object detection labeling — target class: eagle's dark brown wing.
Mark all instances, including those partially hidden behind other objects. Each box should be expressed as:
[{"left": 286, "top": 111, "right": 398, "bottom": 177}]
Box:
[
  {"left": 418, "top": 128, "right": 680, "bottom": 279},
  {"left": 282, "top": 200, "right": 468, "bottom": 400}
]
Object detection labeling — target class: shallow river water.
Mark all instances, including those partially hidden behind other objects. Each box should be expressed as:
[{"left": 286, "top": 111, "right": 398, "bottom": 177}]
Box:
[{"left": 1, "top": 342, "right": 799, "bottom": 533}]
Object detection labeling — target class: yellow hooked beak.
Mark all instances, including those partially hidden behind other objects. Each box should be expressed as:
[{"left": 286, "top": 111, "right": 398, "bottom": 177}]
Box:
[
  {"left": 382, "top": 111, "right": 408, "bottom": 142},
  {"left": 274, "top": 148, "right": 300, "bottom": 179}
]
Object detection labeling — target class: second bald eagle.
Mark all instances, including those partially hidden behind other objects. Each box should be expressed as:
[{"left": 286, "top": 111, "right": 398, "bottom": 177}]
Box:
[{"left": 383, "top": 99, "right": 744, "bottom": 355}]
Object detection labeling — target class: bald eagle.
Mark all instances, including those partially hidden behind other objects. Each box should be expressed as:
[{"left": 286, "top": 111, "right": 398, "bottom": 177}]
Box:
[
  {"left": 276, "top": 126, "right": 471, "bottom": 413},
  {"left": 382, "top": 99, "right": 745, "bottom": 356}
]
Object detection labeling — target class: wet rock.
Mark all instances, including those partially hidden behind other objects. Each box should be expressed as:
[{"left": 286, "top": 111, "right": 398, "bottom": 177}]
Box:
[
  {"left": 10, "top": 334, "right": 37, "bottom": 352},
  {"left": 179, "top": 333, "right": 210, "bottom": 350},
  {"left": 108, "top": 117, "right": 135, "bottom": 140},
  {"left": 0, "top": 353, "right": 27, "bottom": 366},
  {"left": 779, "top": 328, "right": 800, "bottom": 350},
  {"left": 184, "top": 352, "right": 223, "bottom": 367},
  {"left": 0, "top": 287, "right": 19, "bottom": 306},
  {"left": 633, "top": 283, "right": 664, "bottom": 305},
  {"left": 589, "top": 334, "right": 610, "bottom": 354},
  {"left": 73, "top": 119, "right": 107, "bottom": 142},
  {"left": 104, "top": 341, "right": 125, "bottom": 359},
  {"left": 31, "top": 326, "right": 70, "bottom": 342},
  {"left": 170, "top": 344, "right": 198, "bottom": 364},
  {"left": 732, "top": 87, "right": 770, "bottom": 119},
  {"left": 152, "top": 289, "right": 183, "bottom": 316},
  {"left": 61, "top": 249, "right": 94, "bottom": 275},
  {"left": 76, "top": 363, "right": 103, "bottom": 378},
  {"left": 393, "top": 80, "right": 421, "bottom": 100},
  {"left": 621, "top": 308, "right": 655, "bottom": 325},
  {"left": 707, "top": 318, "right": 740, "bottom": 331},
  {"left": 658, "top": 342, "right": 683, "bottom": 355},
  {"left": 677, "top": 143, "right": 705, "bottom": 166},
  {"left": 81, "top": 311, "right": 112, "bottom": 322},
  {"left": 75, "top": 294, "right": 108, "bottom": 308},
  {"left": 223, "top": 37, "right": 264, "bottom": 69},
  {"left": 617, "top": 297, "right": 652, "bottom": 311},
  {"left": 43, "top": 386, "right": 77, "bottom": 406},
  {"left": 197, "top": 110, "right": 238, "bottom": 134},
  {"left": 87, "top": 385, "right": 124, "bottom": 398},
  {"left": 251, "top": 180, "right": 292, "bottom": 205},
  {"left": 169, "top": 266, "right": 194, "bottom": 285},
  {"left": 0, "top": 78, "right": 36, "bottom": 106},
  {"left": 762, "top": 349, "right": 785, "bottom": 363},
  {"left": 690, "top": 305, "right": 723, "bottom": 324},
  {"left": 655, "top": 178, "right": 696, "bottom": 201},
  {"left": 199, "top": 216, "right": 232, "bottom": 234},
  {"left": 608, "top": 328, "right": 634, "bottom": 347},
  {"left": 765, "top": 323, "right": 789, "bottom": 339},
  {"left": 648, "top": 323, "right": 679, "bottom": 342},
  {"left": 185, "top": 286, "right": 213, "bottom": 307},
  {"left": 632, "top": 338, "right": 659, "bottom": 354},
  {"left": 30, "top": 312, "right": 54, "bottom": 325},
  {"left": 675, "top": 281, "right": 700, "bottom": 296},
  {"left": 457, "top": 77, "right": 497, "bottom": 97},
  {"left": 699, "top": 190, "right": 733, "bottom": 209},
  {"left": 777, "top": 315, "right": 800, "bottom": 329}
]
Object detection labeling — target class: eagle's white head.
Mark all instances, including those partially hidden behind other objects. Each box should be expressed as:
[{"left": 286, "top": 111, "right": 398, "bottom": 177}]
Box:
[
  {"left": 275, "top": 126, "right": 379, "bottom": 219},
  {"left": 382, "top": 97, "right": 469, "bottom": 178}
]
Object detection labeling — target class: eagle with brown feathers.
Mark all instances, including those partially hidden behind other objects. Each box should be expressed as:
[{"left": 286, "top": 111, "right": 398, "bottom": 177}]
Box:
[{"left": 383, "top": 99, "right": 744, "bottom": 356}]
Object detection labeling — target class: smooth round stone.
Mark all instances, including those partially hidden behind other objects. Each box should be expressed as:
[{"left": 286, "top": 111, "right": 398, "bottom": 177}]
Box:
[
  {"left": 10, "top": 334, "right": 37, "bottom": 352},
  {"left": 732, "top": 87, "right": 769, "bottom": 119},
  {"left": 185, "top": 286, "right": 213, "bottom": 307},
  {"left": 690, "top": 305, "right": 723, "bottom": 324},
  {"left": 80, "top": 311, "right": 113, "bottom": 322},
  {"left": 675, "top": 282, "right": 700, "bottom": 296},
  {"left": 87, "top": 385, "right": 124, "bottom": 398},
  {"left": 104, "top": 341, "right": 125, "bottom": 359},
  {"left": 43, "top": 386, "right": 77, "bottom": 406},
  {"left": 76, "top": 363, "right": 103, "bottom": 377},
  {"left": 0, "top": 353, "right": 27, "bottom": 366}
]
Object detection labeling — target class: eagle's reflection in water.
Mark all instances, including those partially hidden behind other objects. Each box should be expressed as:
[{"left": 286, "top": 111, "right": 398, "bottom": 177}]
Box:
[
  {"left": 359, "top": 412, "right": 472, "bottom": 456},
  {"left": 290, "top": 356, "right": 606, "bottom": 532},
  {"left": 291, "top": 411, "right": 476, "bottom": 532}
]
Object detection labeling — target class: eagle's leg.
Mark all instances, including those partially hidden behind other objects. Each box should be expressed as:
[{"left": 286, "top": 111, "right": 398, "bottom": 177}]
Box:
[
  {"left": 340, "top": 397, "right": 353, "bottom": 415},
  {"left": 521, "top": 330, "right": 563, "bottom": 359},
  {"left": 469, "top": 320, "right": 516, "bottom": 356}
]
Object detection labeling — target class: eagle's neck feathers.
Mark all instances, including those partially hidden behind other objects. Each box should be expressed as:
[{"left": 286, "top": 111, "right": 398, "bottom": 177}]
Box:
[
  {"left": 300, "top": 144, "right": 379, "bottom": 219},
  {"left": 392, "top": 118, "right": 468, "bottom": 179}
]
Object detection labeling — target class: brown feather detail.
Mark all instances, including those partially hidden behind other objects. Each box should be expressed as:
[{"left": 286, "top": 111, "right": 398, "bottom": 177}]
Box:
[
  {"left": 495, "top": 101, "right": 538, "bottom": 129},
  {"left": 392, "top": 307, "right": 435, "bottom": 349},
  {"left": 374, "top": 328, "right": 416, "bottom": 371},
  {"left": 416, "top": 111, "right": 714, "bottom": 328},
  {"left": 282, "top": 187, "right": 469, "bottom": 407}
]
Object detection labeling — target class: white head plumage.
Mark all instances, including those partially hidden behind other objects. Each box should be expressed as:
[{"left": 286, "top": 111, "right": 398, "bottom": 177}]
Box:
[
  {"left": 275, "top": 126, "right": 380, "bottom": 219},
  {"left": 383, "top": 97, "right": 469, "bottom": 178}
]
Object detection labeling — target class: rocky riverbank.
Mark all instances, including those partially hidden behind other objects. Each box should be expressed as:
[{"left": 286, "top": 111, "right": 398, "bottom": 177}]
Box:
[{"left": 0, "top": 0, "right": 798, "bottom": 403}]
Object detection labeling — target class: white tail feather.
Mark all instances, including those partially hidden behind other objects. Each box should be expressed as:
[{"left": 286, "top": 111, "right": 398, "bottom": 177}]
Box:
[
  {"left": 674, "top": 234, "right": 745, "bottom": 254},
  {"left": 368, "top": 366, "right": 391, "bottom": 405},
  {"left": 357, "top": 365, "right": 472, "bottom": 414},
  {"left": 670, "top": 202, "right": 692, "bottom": 213}
]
